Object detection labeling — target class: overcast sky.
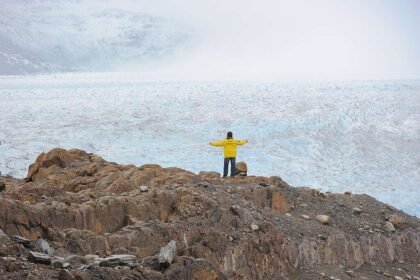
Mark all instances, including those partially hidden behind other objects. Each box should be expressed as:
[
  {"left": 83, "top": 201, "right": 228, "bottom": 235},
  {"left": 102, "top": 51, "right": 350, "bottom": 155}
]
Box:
[
  {"left": 144, "top": 0, "right": 420, "bottom": 81},
  {"left": 2, "top": 0, "right": 420, "bottom": 81}
]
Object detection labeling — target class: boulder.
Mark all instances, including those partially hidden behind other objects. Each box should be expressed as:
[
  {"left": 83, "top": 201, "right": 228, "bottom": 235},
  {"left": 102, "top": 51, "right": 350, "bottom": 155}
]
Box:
[
  {"left": 28, "top": 251, "right": 51, "bottom": 264},
  {"left": 235, "top": 162, "right": 247, "bottom": 176},
  {"left": 158, "top": 240, "right": 176, "bottom": 267},
  {"left": 35, "top": 237, "right": 54, "bottom": 256},
  {"left": 11, "top": 235, "right": 32, "bottom": 247},
  {"left": 389, "top": 214, "right": 406, "bottom": 228},
  {"left": 385, "top": 221, "right": 396, "bottom": 232}
]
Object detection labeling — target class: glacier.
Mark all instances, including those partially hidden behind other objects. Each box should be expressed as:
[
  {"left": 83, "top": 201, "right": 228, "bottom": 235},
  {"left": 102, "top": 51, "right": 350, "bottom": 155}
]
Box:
[{"left": 0, "top": 75, "right": 419, "bottom": 216}]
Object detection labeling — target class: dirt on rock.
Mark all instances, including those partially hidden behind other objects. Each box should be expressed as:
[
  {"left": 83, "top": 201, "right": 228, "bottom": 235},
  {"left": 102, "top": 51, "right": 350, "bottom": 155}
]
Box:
[{"left": 0, "top": 148, "right": 419, "bottom": 280}]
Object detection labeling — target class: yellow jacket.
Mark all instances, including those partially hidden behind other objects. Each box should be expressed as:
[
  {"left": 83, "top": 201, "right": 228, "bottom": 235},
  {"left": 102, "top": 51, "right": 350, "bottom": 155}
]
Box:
[{"left": 210, "top": 138, "right": 247, "bottom": 158}]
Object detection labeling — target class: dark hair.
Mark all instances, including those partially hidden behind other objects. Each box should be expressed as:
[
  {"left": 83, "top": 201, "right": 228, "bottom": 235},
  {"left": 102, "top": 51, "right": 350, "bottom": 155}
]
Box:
[{"left": 227, "top": 131, "right": 233, "bottom": 139}]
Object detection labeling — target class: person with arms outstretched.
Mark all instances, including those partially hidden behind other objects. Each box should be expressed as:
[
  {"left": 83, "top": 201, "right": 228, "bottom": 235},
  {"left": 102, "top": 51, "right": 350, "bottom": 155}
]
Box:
[{"left": 209, "top": 131, "right": 248, "bottom": 177}]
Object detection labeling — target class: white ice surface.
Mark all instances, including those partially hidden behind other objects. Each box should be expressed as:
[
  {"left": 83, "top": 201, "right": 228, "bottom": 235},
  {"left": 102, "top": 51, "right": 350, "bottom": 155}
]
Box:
[{"left": 0, "top": 75, "right": 419, "bottom": 216}]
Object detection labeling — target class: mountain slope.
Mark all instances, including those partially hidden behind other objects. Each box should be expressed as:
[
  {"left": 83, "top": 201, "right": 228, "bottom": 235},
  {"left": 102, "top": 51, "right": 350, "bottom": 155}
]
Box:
[{"left": 0, "top": 2, "right": 191, "bottom": 74}]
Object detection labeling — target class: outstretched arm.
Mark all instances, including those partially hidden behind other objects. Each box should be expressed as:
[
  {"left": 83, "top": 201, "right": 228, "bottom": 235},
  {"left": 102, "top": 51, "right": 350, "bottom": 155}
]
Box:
[
  {"left": 210, "top": 140, "right": 225, "bottom": 146},
  {"left": 236, "top": 139, "right": 248, "bottom": 145}
]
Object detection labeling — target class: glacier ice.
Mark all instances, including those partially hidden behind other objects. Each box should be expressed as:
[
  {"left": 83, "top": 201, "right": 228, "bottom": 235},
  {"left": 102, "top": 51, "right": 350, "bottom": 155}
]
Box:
[{"left": 0, "top": 75, "right": 419, "bottom": 216}]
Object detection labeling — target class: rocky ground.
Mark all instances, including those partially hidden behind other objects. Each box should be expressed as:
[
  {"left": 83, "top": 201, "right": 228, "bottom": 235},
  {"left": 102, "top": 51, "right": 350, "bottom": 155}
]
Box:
[{"left": 0, "top": 148, "right": 419, "bottom": 280}]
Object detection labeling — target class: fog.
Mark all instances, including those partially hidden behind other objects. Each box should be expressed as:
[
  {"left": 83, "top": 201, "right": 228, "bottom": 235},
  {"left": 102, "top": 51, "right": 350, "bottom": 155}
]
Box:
[
  {"left": 135, "top": 0, "right": 420, "bottom": 81},
  {"left": 1, "top": 0, "right": 420, "bottom": 80}
]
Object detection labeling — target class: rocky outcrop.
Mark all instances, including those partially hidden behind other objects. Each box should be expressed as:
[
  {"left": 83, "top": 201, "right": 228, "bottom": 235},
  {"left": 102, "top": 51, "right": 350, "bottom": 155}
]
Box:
[{"left": 0, "top": 148, "right": 419, "bottom": 279}]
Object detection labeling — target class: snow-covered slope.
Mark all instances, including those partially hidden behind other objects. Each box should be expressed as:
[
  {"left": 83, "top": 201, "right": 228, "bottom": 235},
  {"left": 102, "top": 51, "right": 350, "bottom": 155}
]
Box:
[
  {"left": 0, "top": 1, "right": 191, "bottom": 74},
  {"left": 0, "top": 76, "right": 419, "bottom": 216}
]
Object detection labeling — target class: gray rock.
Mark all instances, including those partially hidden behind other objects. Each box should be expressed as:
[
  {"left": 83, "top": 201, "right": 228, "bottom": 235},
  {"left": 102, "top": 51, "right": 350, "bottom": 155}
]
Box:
[
  {"left": 345, "top": 270, "right": 356, "bottom": 277},
  {"left": 64, "top": 255, "right": 88, "bottom": 267},
  {"left": 51, "top": 257, "right": 70, "bottom": 269},
  {"left": 0, "top": 229, "right": 10, "bottom": 244},
  {"left": 250, "top": 224, "right": 259, "bottom": 231},
  {"left": 385, "top": 221, "right": 396, "bottom": 232},
  {"left": 140, "top": 185, "right": 149, "bottom": 192},
  {"left": 28, "top": 251, "right": 51, "bottom": 265},
  {"left": 35, "top": 238, "right": 54, "bottom": 256},
  {"left": 142, "top": 255, "right": 161, "bottom": 270},
  {"left": 352, "top": 207, "right": 362, "bottom": 214},
  {"left": 11, "top": 235, "right": 31, "bottom": 246},
  {"left": 316, "top": 215, "right": 330, "bottom": 225},
  {"left": 99, "top": 254, "right": 137, "bottom": 267},
  {"left": 158, "top": 240, "right": 176, "bottom": 267}
]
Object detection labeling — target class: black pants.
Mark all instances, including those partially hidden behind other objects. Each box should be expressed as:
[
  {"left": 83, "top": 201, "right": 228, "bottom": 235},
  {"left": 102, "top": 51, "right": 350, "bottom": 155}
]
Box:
[{"left": 223, "top": 157, "right": 236, "bottom": 177}]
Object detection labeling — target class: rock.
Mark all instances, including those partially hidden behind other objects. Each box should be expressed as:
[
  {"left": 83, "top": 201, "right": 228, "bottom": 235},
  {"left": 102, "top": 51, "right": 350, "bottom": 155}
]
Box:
[
  {"left": 198, "top": 171, "right": 221, "bottom": 179},
  {"left": 28, "top": 251, "right": 51, "bottom": 265},
  {"left": 35, "top": 237, "right": 54, "bottom": 256},
  {"left": 385, "top": 221, "right": 396, "bottom": 232},
  {"left": 250, "top": 224, "right": 259, "bottom": 231},
  {"left": 384, "top": 272, "right": 392, "bottom": 277},
  {"left": 139, "top": 185, "right": 149, "bottom": 192},
  {"left": 58, "top": 269, "right": 75, "bottom": 280},
  {"left": 344, "top": 191, "right": 352, "bottom": 195},
  {"left": 11, "top": 235, "right": 31, "bottom": 247},
  {"left": 271, "top": 191, "right": 292, "bottom": 213},
  {"left": 0, "top": 229, "right": 10, "bottom": 242},
  {"left": 316, "top": 215, "right": 330, "bottom": 225},
  {"left": 0, "top": 181, "right": 5, "bottom": 192},
  {"left": 142, "top": 255, "right": 161, "bottom": 271},
  {"left": 352, "top": 207, "right": 362, "bottom": 214},
  {"left": 389, "top": 214, "right": 406, "bottom": 228},
  {"left": 99, "top": 254, "right": 137, "bottom": 267},
  {"left": 51, "top": 257, "right": 66, "bottom": 269},
  {"left": 394, "top": 276, "right": 403, "bottom": 280},
  {"left": 412, "top": 276, "right": 420, "bottom": 280},
  {"left": 158, "top": 240, "right": 176, "bottom": 267},
  {"left": 345, "top": 270, "right": 356, "bottom": 277},
  {"left": 64, "top": 255, "right": 88, "bottom": 267},
  {"left": 269, "top": 176, "right": 288, "bottom": 187},
  {"left": 301, "top": 215, "right": 310, "bottom": 220},
  {"left": 1, "top": 148, "right": 420, "bottom": 280},
  {"left": 235, "top": 162, "right": 247, "bottom": 176},
  {"left": 405, "top": 275, "right": 412, "bottom": 280}
]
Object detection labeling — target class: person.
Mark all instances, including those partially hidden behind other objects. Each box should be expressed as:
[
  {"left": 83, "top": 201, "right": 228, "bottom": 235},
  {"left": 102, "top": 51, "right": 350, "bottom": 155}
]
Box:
[{"left": 209, "top": 131, "right": 248, "bottom": 177}]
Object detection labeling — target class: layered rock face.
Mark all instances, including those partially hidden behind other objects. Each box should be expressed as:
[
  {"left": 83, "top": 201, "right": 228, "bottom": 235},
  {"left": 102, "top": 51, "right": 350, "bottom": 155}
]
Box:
[{"left": 0, "top": 148, "right": 419, "bottom": 280}]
